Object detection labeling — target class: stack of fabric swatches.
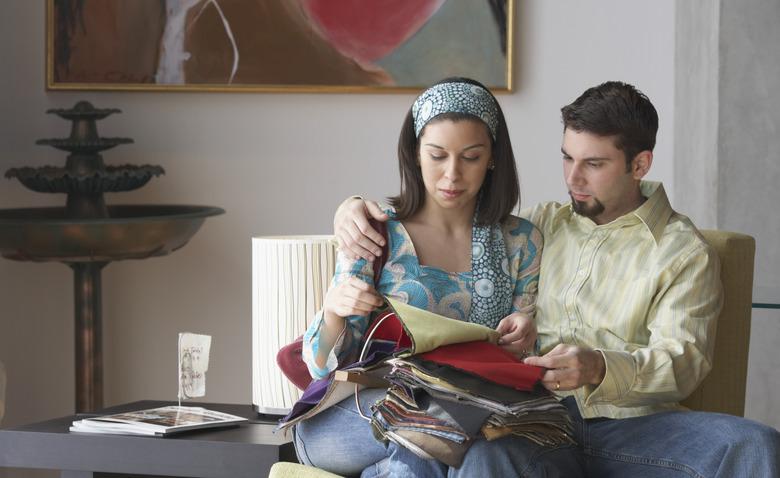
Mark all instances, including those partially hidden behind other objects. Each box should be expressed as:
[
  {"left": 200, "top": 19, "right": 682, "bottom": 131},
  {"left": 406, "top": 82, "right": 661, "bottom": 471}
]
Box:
[
  {"left": 278, "top": 298, "right": 574, "bottom": 468},
  {"left": 368, "top": 340, "right": 574, "bottom": 467}
]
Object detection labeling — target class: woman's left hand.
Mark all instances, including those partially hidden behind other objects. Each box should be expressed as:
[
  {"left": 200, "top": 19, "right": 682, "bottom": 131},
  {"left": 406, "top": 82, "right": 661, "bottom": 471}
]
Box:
[{"left": 496, "top": 312, "right": 537, "bottom": 359}]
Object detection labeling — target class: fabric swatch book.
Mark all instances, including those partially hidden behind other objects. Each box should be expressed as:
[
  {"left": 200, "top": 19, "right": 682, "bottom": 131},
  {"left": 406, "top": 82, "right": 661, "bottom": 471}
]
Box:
[
  {"left": 69, "top": 405, "right": 247, "bottom": 437},
  {"left": 278, "top": 297, "right": 573, "bottom": 467}
]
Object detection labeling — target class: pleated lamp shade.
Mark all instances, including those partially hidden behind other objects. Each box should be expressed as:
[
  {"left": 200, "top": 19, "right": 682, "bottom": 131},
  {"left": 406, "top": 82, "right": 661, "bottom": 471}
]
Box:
[{"left": 252, "top": 235, "right": 337, "bottom": 414}]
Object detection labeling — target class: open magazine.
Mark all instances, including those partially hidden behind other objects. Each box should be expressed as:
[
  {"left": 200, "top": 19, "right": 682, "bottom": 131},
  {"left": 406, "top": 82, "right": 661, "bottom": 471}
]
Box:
[{"left": 69, "top": 405, "right": 248, "bottom": 436}]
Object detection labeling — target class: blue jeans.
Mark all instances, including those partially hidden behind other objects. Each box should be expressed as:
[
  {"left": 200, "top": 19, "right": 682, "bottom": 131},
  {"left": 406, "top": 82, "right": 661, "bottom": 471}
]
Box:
[
  {"left": 562, "top": 397, "right": 780, "bottom": 477},
  {"left": 294, "top": 388, "right": 584, "bottom": 477}
]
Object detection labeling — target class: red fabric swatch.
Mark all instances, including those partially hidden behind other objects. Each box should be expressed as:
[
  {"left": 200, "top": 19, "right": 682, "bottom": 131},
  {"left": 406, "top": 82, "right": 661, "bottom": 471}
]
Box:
[
  {"left": 419, "top": 341, "right": 544, "bottom": 391},
  {"left": 366, "top": 310, "right": 412, "bottom": 350}
]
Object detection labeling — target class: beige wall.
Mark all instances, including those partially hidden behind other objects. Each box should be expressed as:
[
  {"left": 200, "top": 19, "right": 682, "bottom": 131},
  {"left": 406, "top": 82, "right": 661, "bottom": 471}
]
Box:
[{"left": 0, "top": 0, "right": 676, "bottom": 445}]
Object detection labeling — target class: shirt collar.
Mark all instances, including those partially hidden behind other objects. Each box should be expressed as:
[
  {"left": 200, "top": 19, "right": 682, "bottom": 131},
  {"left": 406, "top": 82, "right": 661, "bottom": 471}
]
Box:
[
  {"left": 551, "top": 181, "right": 673, "bottom": 244},
  {"left": 633, "top": 181, "right": 673, "bottom": 244},
  {"left": 551, "top": 200, "right": 574, "bottom": 233}
]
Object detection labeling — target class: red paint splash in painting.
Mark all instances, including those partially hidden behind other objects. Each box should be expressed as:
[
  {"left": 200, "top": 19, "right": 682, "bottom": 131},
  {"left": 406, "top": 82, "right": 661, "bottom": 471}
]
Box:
[{"left": 302, "top": 0, "right": 446, "bottom": 64}]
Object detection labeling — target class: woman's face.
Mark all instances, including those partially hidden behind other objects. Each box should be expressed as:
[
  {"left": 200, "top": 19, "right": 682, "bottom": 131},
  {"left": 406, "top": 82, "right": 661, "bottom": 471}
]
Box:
[{"left": 418, "top": 118, "right": 493, "bottom": 213}]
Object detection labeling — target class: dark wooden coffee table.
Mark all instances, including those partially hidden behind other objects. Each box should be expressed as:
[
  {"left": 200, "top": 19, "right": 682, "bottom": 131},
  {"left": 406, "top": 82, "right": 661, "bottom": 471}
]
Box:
[{"left": 0, "top": 400, "right": 295, "bottom": 478}]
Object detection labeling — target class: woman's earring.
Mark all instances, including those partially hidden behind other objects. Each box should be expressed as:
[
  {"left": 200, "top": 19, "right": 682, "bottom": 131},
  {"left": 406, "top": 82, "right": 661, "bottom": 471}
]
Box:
[{"left": 488, "top": 162, "right": 495, "bottom": 170}]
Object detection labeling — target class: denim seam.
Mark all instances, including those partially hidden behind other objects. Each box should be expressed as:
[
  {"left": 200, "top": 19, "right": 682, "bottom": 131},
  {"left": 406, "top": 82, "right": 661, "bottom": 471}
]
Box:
[
  {"left": 292, "top": 426, "right": 314, "bottom": 467},
  {"left": 584, "top": 446, "right": 705, "bottom": 478}
]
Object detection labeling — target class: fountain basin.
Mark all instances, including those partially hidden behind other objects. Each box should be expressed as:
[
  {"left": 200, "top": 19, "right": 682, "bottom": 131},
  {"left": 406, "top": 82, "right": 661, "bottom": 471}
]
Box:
[
  {"left": 0, "top": 205, "right": 224, "bottom": 262},
  {"left": 6, "top": 165, "right": 165, "bottom": 194}
]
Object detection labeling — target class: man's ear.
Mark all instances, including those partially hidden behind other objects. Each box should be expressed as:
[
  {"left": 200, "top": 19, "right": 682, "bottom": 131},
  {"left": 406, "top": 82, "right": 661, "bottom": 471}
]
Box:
[{"left": 632, "top": 151, "right": 653, "bottom": 179}]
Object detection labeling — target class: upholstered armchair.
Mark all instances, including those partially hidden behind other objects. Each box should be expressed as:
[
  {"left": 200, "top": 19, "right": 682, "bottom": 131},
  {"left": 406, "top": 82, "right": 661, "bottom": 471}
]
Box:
[
  {"left": 680, "top": 230, "right": 755, "bottom": 416},
  {"left": 269, "top": 230, "right": 756, "bottom": 478}
]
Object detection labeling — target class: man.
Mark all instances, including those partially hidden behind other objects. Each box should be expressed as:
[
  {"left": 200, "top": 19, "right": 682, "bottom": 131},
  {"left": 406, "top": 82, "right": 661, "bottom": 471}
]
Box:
[{"left": 333, "top": 81, "right": 780, "bottom": 476}]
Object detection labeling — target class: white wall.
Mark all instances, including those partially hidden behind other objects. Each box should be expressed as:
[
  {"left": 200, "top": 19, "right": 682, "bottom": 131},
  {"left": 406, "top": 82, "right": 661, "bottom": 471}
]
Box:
[
  {"left": 0, "top": 0, "right": 675, "bottom": 442},
  {"left": 674, "top": 0, "right": 719, "bottom": 229}
]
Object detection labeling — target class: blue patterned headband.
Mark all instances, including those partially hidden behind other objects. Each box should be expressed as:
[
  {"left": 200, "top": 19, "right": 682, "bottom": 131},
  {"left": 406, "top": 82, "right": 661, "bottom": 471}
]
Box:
[{"left": 412, "top": 82, "right": 499, "bottom": 140}]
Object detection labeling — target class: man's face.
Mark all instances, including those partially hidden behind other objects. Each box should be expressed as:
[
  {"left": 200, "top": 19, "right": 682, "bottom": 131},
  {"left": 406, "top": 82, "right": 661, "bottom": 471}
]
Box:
[{"left": 561, "top": 128, "right": 649, "bottom": 225}]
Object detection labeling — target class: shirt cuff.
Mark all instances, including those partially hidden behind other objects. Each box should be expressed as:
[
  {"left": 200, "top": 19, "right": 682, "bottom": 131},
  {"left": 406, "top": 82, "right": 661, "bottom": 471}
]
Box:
[
  {"left": 583, "top": 349, "right": 636, "bottom": 405},
  {"left": 302, "top": 310, "right": 345, "bottom": 379}
]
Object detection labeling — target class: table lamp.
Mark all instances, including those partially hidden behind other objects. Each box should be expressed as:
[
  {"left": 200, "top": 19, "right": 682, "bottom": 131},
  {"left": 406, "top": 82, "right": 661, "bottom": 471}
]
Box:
[{"left": 252, "top": 235, "right": 336, "bottom": 414}]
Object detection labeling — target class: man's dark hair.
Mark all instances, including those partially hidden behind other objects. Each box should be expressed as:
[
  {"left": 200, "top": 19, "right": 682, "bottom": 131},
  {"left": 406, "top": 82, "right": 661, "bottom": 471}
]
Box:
[
  {"left": 561, "top": 81, "right": 658, "bottom": 169},
  {"left": 389, "top": 77, "right": 519, "bottom": 225}
]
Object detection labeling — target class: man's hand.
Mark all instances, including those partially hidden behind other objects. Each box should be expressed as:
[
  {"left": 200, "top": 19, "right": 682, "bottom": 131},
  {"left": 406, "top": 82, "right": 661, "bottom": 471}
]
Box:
[
  {"left": 496, "top": 312, "right": 537, "bottom": 359},
  {"left": 333, "top": 197, "right": 389, "bottom": 261},
  {"left": 523, "top": 344, "right": 606, "bottom": 392}
]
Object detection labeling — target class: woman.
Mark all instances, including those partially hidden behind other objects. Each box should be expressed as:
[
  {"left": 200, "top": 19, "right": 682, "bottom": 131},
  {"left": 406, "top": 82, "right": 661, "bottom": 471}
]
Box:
[{"left": 296, "top": 78, "right": 582, "bottom": 477}]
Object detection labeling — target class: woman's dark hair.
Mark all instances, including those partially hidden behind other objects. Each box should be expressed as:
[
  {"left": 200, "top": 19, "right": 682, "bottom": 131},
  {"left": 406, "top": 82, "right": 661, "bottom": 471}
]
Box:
[
  {"left": 561, "top": 81, "right": 658, "bottom": 169},
  {"left": 388, "top": 77, "right": 519, "bottom": 225}
]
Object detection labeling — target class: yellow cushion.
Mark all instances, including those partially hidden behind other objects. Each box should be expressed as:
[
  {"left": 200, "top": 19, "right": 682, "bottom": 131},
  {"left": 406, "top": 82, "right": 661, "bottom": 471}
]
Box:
[
  {"left": 268, "top": 462, "right": 344, "bottom": 478},
  {"left": 680, "top": 230, "right": 755, "bottom": 416}
]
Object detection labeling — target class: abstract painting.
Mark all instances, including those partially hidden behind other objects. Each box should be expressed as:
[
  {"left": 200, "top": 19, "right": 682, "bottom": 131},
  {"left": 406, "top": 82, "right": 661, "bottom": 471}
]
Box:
[{"left": 47, "top": 0, "right": 514, "bottom": 92}]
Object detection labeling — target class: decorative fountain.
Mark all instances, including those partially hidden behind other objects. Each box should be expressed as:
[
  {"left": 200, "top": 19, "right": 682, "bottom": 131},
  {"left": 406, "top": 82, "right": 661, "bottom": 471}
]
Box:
[{"left": 0, "top": 102, "right": 224, "bottom": 413}]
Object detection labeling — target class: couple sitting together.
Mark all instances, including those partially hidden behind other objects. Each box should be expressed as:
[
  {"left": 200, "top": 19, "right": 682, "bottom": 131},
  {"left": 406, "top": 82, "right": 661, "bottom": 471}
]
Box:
[{"left": 293, "top": 78, "right": 780, "bottom": 477}]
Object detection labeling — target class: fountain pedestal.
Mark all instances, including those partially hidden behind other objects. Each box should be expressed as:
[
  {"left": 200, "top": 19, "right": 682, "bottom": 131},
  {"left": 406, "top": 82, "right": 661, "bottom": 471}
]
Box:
[
  {"left": 72, "top": 261, "right": 105, "bottom": 413},
  {"left": 0, "top": 102, "right": 224, "bottom": 412}
]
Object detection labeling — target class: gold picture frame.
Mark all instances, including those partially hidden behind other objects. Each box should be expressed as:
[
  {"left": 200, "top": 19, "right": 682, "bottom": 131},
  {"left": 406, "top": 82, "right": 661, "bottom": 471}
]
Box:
[{"left": 46, "top": 0, "right": 514, "bottom": 93}]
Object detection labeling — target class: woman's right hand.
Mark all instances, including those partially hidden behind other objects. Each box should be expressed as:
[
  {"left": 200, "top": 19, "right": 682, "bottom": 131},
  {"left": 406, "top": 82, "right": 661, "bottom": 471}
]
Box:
[
  {"left": 333, "top": 197, "right": 389, "bottom": 261},
  {"left": 496, "top": 312, "right": 537, "bottom": 359},
  {"left": 316, "top": 277, "right": 384, "bottom": 369},
  {"left": 323, "top": 277, "right": 384, "bottom": 324}
]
